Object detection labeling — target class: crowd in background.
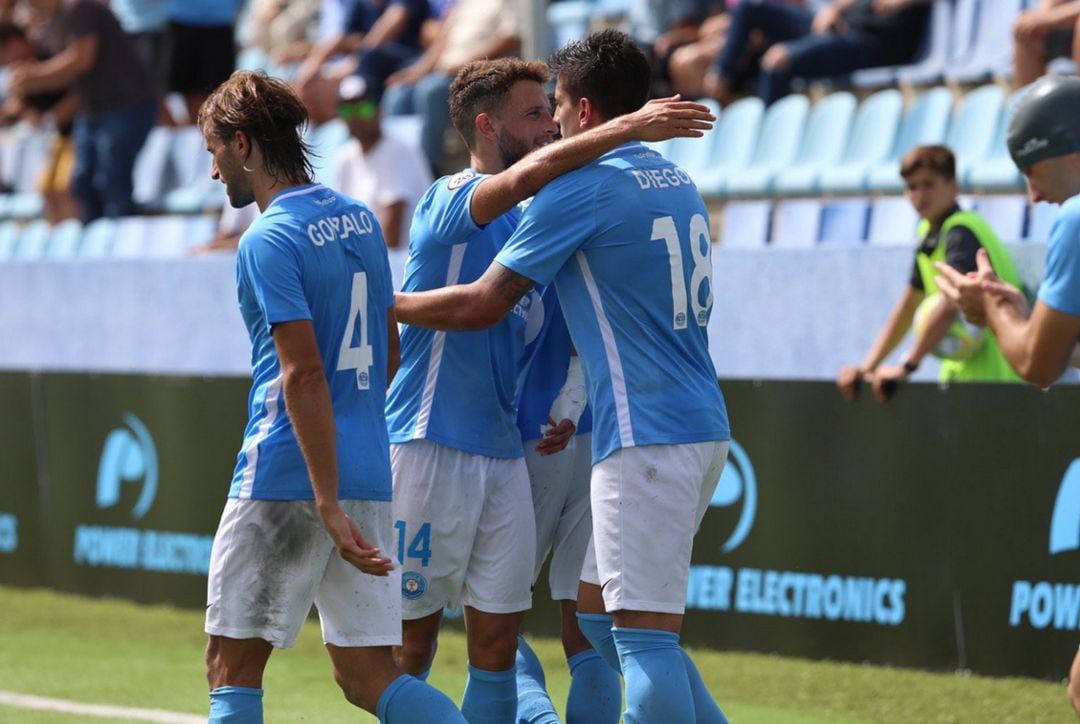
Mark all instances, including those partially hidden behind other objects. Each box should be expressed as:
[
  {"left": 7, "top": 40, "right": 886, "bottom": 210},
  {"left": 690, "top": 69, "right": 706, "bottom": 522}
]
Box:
[{"left": 0, "top": 0, "right": 1075, "bottom": 237}]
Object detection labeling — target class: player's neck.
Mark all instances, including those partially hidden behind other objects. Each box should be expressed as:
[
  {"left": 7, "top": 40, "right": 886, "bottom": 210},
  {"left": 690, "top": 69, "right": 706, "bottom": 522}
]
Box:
[
  {"left": 470, "top": 147, "right": 506, "bottom": 176},
  {"left": 253, "top": 177, "right": 311, "bottom": 212}
]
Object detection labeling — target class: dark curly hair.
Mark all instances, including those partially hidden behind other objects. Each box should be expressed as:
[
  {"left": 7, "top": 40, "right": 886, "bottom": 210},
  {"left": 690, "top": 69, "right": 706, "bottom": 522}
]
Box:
[
  {"left": 198, "top": 70, "right": 314, "bottom": 185},
  {"left": 548, "top": 29, "right": 651, "bottom": 120},
  {"left": 449, "top": 58, "right": 551, "bottom": 150}
]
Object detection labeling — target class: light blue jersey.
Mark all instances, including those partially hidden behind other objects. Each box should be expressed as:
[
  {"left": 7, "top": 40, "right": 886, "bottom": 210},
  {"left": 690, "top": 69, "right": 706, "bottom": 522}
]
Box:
[
  {"left": 1037, "top": 194, "right": 1080, "bottom": 316},
  {"left": 230, "top": 184, "right": 395, "bottom": 501},
  {"left": 496, "top": 142, "right": 730, "bottom": 463},
  {"left": 386, "top": 170, "right": 529, "bottom": 458},
  {"left": 516, "top": 285, "right": 593, "bottom": 442}
]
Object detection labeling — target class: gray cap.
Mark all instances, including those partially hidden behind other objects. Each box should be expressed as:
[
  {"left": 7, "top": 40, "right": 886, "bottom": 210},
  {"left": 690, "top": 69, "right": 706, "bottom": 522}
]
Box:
[{"left": 1007, "top": 75, "right": 1080, "bottom": 169}]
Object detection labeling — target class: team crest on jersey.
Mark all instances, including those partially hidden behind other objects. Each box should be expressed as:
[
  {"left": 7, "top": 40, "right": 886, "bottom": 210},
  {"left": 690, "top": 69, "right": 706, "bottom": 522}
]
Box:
[
  {"left": 447, "top": 169, "right": 477, "bottom": 191},
  {"left": 402, "top": 571, "right": 427, "bottom": 600}
]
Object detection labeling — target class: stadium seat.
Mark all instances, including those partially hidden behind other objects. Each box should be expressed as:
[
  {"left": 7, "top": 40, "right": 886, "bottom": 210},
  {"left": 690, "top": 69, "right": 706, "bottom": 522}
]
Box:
[
  {"left": 110, "top": 216, "right": 149, "bottom": 258},
  {"left": 138, "top": 216, "right": 188, "bottom": 258},
  {"left": 771, "top": 199, "right": 821, "bottom": 248},
  {"left": 186, "top": 215, "right": 218, "bottom": 252},
  {"left": 133, "top": 127, "right": 175, "bottom": 211},
  {"left": 819, "top": 199, "right": 870, "bottom": 244},
  {"left": 852, "top": 0, "right": 953, "bottom": 88},
  {"left": 772, "top": 92, "right": 857, "bottom": 197},
  {"left": 973, "top": 195, "right": 1027, "bottom": 242},
  {"left": 46, "top": 218, "right": 83, "bottom": 259},
  {"left": 162, "top": 126, "right": 218, "bottom": 214},
  {"left": 0, "top": 220, "right": 19, "bottom": 260},
  {"left": 818, "top": 89, "right": 904, "bottom": 195},
  {"left": 945, "top": 0, "right": 1024, "bottom": 84},
  {"left": 719, "top": 200, "right": 771, "bottom": 248},
  {"left": 724, "top": 94, "right": 809, "bottom": 198},
  {"left": 691, "top": 97, "right": 762, "bottom": 196},
  {"left": 308, "top": 119, "right": 351, "bottom": 186},
  {"left": 866, "top": 86, "right": 953, "bottom": 194},
  {"left": 8, "top": 193, "right": 44, "bottom": 220},
  {"left": 945, "top": 84, "right": 1004, "bottom": 182},
  {"left": 547, "top": 0, "right": 594, "bottom": 54},
  {"left": 13, "top": 219, "right": 50, "bottom": 260},
  {"left": 867, "top": 196, "right": 920, "bottom": 246},
  {"left": 1027, "top": 201, "right": 1060, "bottom": 242},
  {"left": 79, "top": 217, "right": 115, "bottom": 258},
  {"left": 965, "top": 103, "right": 1024, "bottom": 192}
]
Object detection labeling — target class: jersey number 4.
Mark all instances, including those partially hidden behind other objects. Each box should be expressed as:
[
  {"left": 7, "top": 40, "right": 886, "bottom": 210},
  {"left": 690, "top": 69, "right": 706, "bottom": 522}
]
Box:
[
  {"left": 337, "top": 271, "right": 374, "bottom": 390},
  {"left": 651, "top": 213, "right": 713, "bottom": 330}
]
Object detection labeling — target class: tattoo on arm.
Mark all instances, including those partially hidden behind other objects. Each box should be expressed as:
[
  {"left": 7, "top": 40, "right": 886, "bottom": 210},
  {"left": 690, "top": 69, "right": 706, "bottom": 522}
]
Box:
[{"left": 483, "top": 263, "right": 535, "bottom": 307}]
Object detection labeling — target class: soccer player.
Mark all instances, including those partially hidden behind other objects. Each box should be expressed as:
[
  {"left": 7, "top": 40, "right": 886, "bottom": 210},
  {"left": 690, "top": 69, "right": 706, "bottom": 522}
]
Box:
[
  {"left": 932, "top": 74, "right": 1080, "bottom": 718},
  {"left": 384, "top": 58, "right": 716, "bottom": 722},
  {"left": 393, "top": 30, "right": 731, "bottom": 723},
  {"left": 198, "top": 70, "right": 464, "bottom": 724}
]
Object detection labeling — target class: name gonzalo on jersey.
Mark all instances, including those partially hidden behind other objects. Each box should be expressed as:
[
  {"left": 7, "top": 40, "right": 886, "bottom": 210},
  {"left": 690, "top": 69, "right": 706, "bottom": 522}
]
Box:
[{"left": 307, "top": 210, "right": 375, "bottom": 246}]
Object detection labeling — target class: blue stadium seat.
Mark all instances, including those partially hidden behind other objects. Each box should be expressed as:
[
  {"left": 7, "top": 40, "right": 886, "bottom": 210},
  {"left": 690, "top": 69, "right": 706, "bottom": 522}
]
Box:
[
  {"left": 852, "top": 0, "right": 952, "bottom": 88},
  {"left": 819, "top": 199, "right": 870, "bottom": 244},
  {"left": 771, "top": 199, "right": 822, "bottom": 248},
  {"left": 720, "top": 200, "right": 771, "bottom": 248},
  {"left": 8, "top": 193, "right": 44, "bottom": 220},
  {"left": 308, "top": 119, "right": 351, "bottom": 186},
  {"left": 133, "top": 127, "right": 175, "bottom": 211},
  {"left": 162, "top": 126, "right": 218, "bottom": 214},
  {"left": 866, "top": 86, "right": 953, "bottom": 194},
  {"left": 79, "top": 217, "right": 115, "bottom": 258},
  {"left": 691, "top": 97, "right": 762, "bottom": 196},
  {"left": 818, "top": 89, "right": 904, "bottom": 195},
  {"left": 867, "top": 196, "right": 921, "bottom": 246},
  {"left": 946, "top": 0, "right": 1024, "bottom": 84},
  {"left": 723, "top": 94, "right": 809, "bottom": 199},
  {"left": 186, "top": 215, "right": 218, "bottom": 251},
  {"left": 138, "top": 216, "right": 188, "bottom": 258},
  {"left": 973, "top": 195, "right": 1027, "bottom": 242},
  {"left": 0, "top": 220, "right": 19, "bottom": 260},
  {"left": 5, "top": 127, "right": 49, "bottom": 220},
  {"left": 46, "top": 218, "right": 82, "bottom": 258},
  {"left": 111, "top": 216, "right": 149, "bottom": 258},
  {"left": 772, "top": 92, "right": 857, "bottom": 197},
  {"left": 946, "top": 84, "right": 1004, "bottom": 182},
  {"left": 1027, "top": 201, "right": 1060, "bottom": 242},
  {"left": 13, "top": 219, "right": 50, "bottom": 260},
  {"left": 966, "top": 101, "right": 1024, "bottom": 192}
]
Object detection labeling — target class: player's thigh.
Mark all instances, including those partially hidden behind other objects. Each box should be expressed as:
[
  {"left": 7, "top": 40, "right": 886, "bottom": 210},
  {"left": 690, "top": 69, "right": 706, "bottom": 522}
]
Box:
[
  {"left": 523, "top": 436, "right": 579, "bottom": 576},
  {"left": 463, "top": 457, "right": 536, "bottom": 614},
  {"left": 591, "top": 441, "right": 726, "bottom": 615},
  {"left": 548, "top": 434, "right": 594, "bottom": 600},
  {"left": 315, "top": 500, "right": 402, "bottom": 648},
  {"left": 205, "top": 499, "right": 333, "bottom": 648},
  {"left": 391, "top": 440, "right": 483, "bottom": 618}
]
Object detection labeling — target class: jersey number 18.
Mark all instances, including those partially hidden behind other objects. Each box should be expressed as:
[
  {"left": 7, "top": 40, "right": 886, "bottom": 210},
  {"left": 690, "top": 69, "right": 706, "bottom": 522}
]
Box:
[{"left": 651, "top": 213, "right": 713, "bottom": 330}]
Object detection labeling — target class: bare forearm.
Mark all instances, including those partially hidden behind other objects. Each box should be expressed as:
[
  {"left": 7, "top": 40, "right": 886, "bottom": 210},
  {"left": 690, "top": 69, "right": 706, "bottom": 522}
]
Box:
[
  {"left": 985, "top": 301, "right": 1058, "bottom": 385},
  {"left": 282, "top": 370, "right": 339, "bottom": 504},
  {"left": 394, "top": 285, "right": 491, "bottom": 330},
  {"left": 361, "top": 7, "right": 408, "bottom": 48}
]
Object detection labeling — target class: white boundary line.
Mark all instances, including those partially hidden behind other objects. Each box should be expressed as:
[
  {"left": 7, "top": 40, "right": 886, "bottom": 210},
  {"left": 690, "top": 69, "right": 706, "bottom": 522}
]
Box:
[{"left": 0, "top": 691, "right": 204, "bottom": 723}]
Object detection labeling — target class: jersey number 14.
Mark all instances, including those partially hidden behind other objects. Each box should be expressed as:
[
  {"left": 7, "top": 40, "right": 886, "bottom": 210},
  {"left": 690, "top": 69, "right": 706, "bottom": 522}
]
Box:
[
  {"left": 651, "top": 213, "right": 713, "bottom": 329},
  {"left": 337, "top": 271, "right": 374, "bottom": 390}
]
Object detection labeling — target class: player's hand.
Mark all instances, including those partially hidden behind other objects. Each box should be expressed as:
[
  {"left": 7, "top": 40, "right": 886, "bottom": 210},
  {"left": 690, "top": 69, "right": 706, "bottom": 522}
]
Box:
[
  {"left": 934, "top": 248, "right": 998, "bottom": 327},
  {"left": 836, "top": 364, "right": 870, "bottom": 401},
  {"left": 536, "top": 417, "right": 576, "bottom": 456},
  {"left": 318, "top": 502, "right": 394, "bottom": 576},
  {"left": 870, "top": 365, "right": 907, "bottom": 403},
  {"left": 621, "top": 95, "right": 716, "bottom": 142}
]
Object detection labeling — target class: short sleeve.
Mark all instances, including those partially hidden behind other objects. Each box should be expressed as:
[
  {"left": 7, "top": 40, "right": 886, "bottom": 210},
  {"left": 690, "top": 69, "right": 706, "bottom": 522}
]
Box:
[
  {"left": 909, "top": 253, "right": 924, "bottom": 291},
  {"left": 942, "top": 226, "right": 981, "bottom": 275},
  {"left": 418, "top": 170, "right": 487, "bottom": 244},
  {"left": 495, "top": 175, "right": 597, "bottom": 287},
  {"left": 240, "top": 228, "right": 312, "bottom": 332},
  {"left": 1037, "top": 209, "right": 1080, "bottom": 317}
]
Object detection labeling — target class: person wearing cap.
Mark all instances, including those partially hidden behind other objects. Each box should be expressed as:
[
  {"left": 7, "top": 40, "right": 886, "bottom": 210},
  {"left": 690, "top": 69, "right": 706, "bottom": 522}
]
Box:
[
  {"left": 333, "top": 74, "right": 432, "bottom": 249},
  {"left": 935, "top": 74, "right": 1080, "bottom": 717}
]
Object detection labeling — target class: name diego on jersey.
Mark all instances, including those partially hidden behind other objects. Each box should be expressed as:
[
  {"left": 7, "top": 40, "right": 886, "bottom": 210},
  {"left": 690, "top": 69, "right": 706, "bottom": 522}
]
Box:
[
  {"left": 307, "top": 209, "right": 375, "bottom": 247},
  {"left": 630, "top": 166, "right": 694, "bottom": 191}
]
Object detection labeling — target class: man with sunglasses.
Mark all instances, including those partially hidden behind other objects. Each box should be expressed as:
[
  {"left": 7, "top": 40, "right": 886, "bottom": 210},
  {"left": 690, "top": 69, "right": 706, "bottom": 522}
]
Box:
[{"left": 334, "top": 75, "right": 433, "bottom": 249}]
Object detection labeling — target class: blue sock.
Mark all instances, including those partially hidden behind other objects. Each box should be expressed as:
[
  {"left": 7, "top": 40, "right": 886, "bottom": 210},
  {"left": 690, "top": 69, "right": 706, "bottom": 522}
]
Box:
[
  {"left": 376, "top": 674, "right": 465, "bottom": 723},
  {"left": 612, "top": 627, "right": 694, "bottom": 724},
  {"left": 566, "top": 649, "right": 621, "bottom": 724},
  {"left": 682, "top": 648, "right": 728, "bottom": 724},
  {"left": 462, "top": 664, "right": 517, "bottom": 724},
  {"left": 516, "top": 637, "right": 559, "bottom": 724},
  {"left": 575, "top": 612, "right": 621, "bottom": 673},
  {"left": 208, "top": 686, "right": 263, "bottom": 724}
]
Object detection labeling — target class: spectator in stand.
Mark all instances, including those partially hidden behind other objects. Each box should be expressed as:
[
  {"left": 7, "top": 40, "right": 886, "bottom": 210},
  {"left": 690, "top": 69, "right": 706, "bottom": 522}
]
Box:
[
  {"left": 163, "top": 0, "right": 243, "bottom": 123},
  {"left": 666, "top": 9, "right": 731, "bottom": 98},
  {"left": 0, "top": 20, "right": 79, "bottom": 224},
  {"left": 333, "top": 75, "right": 431, "bottom": 249},
  {"left": 241, "top": 0, "right": 321, "bottom": 64},
  {"left": 704, "top": 0, "right": 930, "bottom": 106},
  {"left": 625, "top": 0, "right": 720, "bottom": 96},
  {"left": 382, "top": 0, "right": 520, "bottom": 175},
  {"left": 10, "top": 0, "right": 156, "bottom": 222},
  {"left": 1012, "top": 0, "right": 1080, "bottom": 88},
  {"left": 108, "top": 0, "right": 168, "bottom": 105},
  {"left": 294, "top": 0, "right": 431, "bottom": 126}
]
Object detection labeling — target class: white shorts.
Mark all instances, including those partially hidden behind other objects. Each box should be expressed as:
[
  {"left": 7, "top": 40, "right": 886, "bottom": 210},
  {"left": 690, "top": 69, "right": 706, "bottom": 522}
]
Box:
[
  {"left": 585, "top": 440, "right": 729, "bottom": 615},
  {"left": 391, "top": 440, "right": 535, "bottom": 619},
  {"left": 205, "top": 498, "right": 401, "bottom": 649},
  {"left": 523, "top": 433, "right": 593, "bottom": 601}
]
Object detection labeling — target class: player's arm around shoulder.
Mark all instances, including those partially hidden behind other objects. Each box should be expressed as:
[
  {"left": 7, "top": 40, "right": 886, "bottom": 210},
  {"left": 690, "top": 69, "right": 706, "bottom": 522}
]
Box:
[
  {"left": 394, "top": 262, "right": 535, "bottom": 331},
  {"left": 468, "top": 96, "right": 716, "bottom": 226}
]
